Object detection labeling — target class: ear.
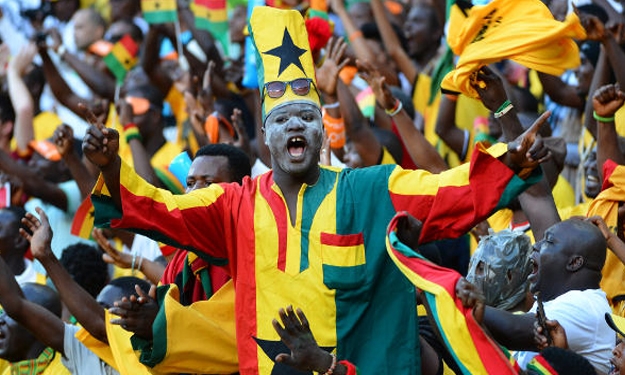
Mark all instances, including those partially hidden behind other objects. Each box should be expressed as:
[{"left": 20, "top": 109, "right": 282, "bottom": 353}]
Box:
[
  {"left": 260, "top": 126, "right": 265, "bottom": 135},
  {"left": 566, "top": 255, "right": 585, "bottom": 272}
]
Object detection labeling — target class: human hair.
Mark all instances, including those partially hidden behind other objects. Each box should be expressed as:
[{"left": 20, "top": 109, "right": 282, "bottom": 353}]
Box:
[
  {"left": 59, "top": 243, "right": 109, "bottom": 298},
  {"left": 195, "top": 143, "right": 252, "bottom": 183},
  {"left": 108, "top": 276, "right": 150, "bottom": 298}
]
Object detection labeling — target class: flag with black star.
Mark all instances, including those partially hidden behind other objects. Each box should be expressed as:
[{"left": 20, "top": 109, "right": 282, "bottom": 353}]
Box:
[
  {"left": 103, "top": 34, "right": 138, "bottom": 83},
  {"left": 249, "top": 6, "right": 320, "bottom": 120}
]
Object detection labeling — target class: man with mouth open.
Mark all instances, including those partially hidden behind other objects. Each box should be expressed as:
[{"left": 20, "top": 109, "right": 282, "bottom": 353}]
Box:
[
  {"left": 481, "top": 218, "right": 613, "bottom": 374},
  {"left": 82, "top": 6, "right": 552, "bottom": 375}
]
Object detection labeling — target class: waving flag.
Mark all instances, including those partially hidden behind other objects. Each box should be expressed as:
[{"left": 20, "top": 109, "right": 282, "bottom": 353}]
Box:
[
  {"left": 142, "top": 0, "right": 178, "bottom": 24},
  {"left": 71, "top": 197, "right": 95, "bottom": 239},
  {"left": 103, "top": 34, "right": 139, "bottom": 83},
  {"left": 385, "top": 211, "right": 518, "bottom": 374},
  {"left": 192, "top": 0, "right": 229, "bottom": 54}
]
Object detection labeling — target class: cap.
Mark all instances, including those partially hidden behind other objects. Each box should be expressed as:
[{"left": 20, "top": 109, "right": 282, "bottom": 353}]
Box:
[{"left": 248, "top": 6, "right": 320, "bottom": 122}]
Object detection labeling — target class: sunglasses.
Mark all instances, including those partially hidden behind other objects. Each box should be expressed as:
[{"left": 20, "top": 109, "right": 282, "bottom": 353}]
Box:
[{"left": 263, "top": 78, "right": 315, "bottom": 99}]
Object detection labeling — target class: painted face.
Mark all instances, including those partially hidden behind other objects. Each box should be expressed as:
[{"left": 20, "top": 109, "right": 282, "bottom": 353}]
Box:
[
  {"left": 0, "top": 312, "right": 36, "bottom": 362},
  {"left": 610, "top": 339, "right": 625, "bottom": 375},
  {"left": 186, "top": 155, "right": 231, "bottom": 192},
  {"left": 263, "top": 103, "right": 323, "bottom": 178}
]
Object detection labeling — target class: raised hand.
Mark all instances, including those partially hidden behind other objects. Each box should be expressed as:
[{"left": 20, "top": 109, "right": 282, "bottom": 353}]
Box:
[
  {"left": 316, "top": 37, "right": 349, "bottom": 97},
  {"left": 534, "top": 319, "right": 568, "bottom": 350},
  {"left": 357, "top": 59, "right": 395, "bottom": 110},
  {"left": 231, "top": 108, "right": 251, "bottom": 155},
  {"left": 273, "top": 306, "right": 335, "bottom": 373},
  {"left": 19, "top": 207, "right": 54, "bottom": 260},
  {"left": 577, "top": 9, "right": 607, "bottom": 42},
  {"left": 52, "top": 124, "right": 75, "bottom": 158},
  {"left": 110, "top": 284, "right": 158, "bottom": 340},
  {"left": 81, "top": 103, "right": 120, "bottom": 168},
  {"left": 506, "top": 111, "right": 552, "bottom": 176},
  {"left": 92, "top": 228, "right": 133, "bottom": 269},
  {"left": 470, "top": 66, "right": 508, "bottom": 113},
  {"left": 592, "top": 84, "right": 625, "bottom": 118}
]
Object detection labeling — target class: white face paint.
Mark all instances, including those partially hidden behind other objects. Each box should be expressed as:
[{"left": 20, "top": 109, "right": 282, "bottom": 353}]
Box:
[{"left": 263, "top": 102, "right": 323, "bottom": 178}]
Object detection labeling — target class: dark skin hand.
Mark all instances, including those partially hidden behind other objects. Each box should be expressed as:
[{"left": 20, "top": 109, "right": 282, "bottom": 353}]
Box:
[
  {"left": 503, "top": 112, "right": 552, "bottom": 178},
  {"left": 395, "top": 213, "right": 423, "bottom": 252},
  {"left": 109, "top": 284, "right": 158, "bottom": 340},
  {"left": 455, "top": 277, "right": 485, "bottom": 324},
  {"left": 534, "top": 319, "right": 568, "bottom": 350},
  {"left": 273, "top": 306, "right": 347, "bottom": 375}
]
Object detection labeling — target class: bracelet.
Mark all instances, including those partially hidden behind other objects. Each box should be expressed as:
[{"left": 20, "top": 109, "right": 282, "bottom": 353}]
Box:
[
  {"left": 323, "top": 108, "right": 346, "bottom": 148},
  {"left": 385, "top": 99, "right": 403, "bottom": 117},
  {"left": 323, "top": 101, "right": 340, "bottom": 109},
  {"left": 338, "top": 360, "right": 358, "bottom": 375},
  {"left": 494, "top": 101, "right": 514, "bottom": 119},
  {"left": 593, "top": 111, "right": 615, "bottom": 123},
  {"left": 348, "top": 30, "right": 363, "bottom": 43},
  {"left": 495, "top": 99, "right": 511, "bottom": 113},
  {"left": 124, "top": 123, "right": 143, "bottom": 143},
  {"left": 322, "top": 353, "right": 337, "bottom": 375}
]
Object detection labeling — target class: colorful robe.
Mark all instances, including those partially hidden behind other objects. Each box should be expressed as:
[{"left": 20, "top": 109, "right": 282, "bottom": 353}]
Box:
[{"left": 92, "top": 142, "right": 538, "bottom": 375}]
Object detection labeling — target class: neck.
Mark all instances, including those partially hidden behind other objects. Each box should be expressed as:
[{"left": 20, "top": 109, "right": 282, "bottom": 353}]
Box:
[
  {"left": 415, "top": 47, "right": 439, "bottom": 72},
  {"left": 272, "top": 166, "right": 320, "bottom": 195},
  {"left": 24, "top": 343, "right": 47, "bottom": 361}
]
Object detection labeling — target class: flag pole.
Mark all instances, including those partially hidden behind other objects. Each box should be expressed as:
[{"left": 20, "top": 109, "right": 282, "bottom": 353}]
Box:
[
  {"left": 111, "top": 83, "right": 120, "bottom": 128},
  {"left": 174, "top": 17, "right": 189, "bottom": 72}
]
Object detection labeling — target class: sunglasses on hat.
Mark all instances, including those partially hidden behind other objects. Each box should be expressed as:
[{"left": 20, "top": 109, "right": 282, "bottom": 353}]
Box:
[{"left": 263, "top": 78, "right": 315, "bottom": 99}]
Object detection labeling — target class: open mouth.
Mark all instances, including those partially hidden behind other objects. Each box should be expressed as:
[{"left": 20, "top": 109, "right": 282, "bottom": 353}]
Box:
[
  {"left": 287, "top": 136, "right": 307, "bottom": 159},
  {"left": 528, "top": 256, "right": 539, "bottom": 282},
  {"left": 609, "top": 359, "right": 620, "bottom": 375},
  {"left": 586, "top": 174, "right": 600, "bottom": 189}
]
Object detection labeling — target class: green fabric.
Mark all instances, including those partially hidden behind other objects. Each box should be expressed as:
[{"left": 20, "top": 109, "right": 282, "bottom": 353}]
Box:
[{"left": 131, "top": 285, "right": 171, "bottom": 367}]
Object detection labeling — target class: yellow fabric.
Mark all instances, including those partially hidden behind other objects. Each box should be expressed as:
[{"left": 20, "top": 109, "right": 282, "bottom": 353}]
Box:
[
  {"left": 249, "top": 7, "right": 321, "bottom": 118},
  {"left": 148, "top": 281, "right": 238, "bottom": 374},
  {"left": 487, "top": 209, "right": 536, "bottom": 243},
  {"left": 587, "top": 164, "right": 625, "bottom": 308},
  {"left": 76, "top": 313, "right": 151, "bottom": 374},
  {"left": 10, "top": 112, "right": 63, "bottom": 154},
  {"left": 379, "top": 147, "right": 397, "bottom": 165},
  {"left": 442, "top": 0, "right": 585, "bottom": 99},
  {"left": 552, "top": 175, "right": 575, "bottom": 211},
  {"left": 0, "top": 352, "right": 70, "bottom": 375},
  {"left": 75, "top": 328, "right": 118, "bottom": 370},
  {"left": 557, "top": 200, "right": 592, "bottom": 220},
  {"left": 106, "top": 311, "right": 152, "bottom": 374}
]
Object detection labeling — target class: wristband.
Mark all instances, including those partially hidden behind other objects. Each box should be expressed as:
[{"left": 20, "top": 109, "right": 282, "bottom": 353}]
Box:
[
  {"left": 338, "top": 360, "right": 359, "bottom": 375},
  {"left": 593, "top": 111, "right": 615, "bottom": 123},
  {"left": 494, "top": 100, "right": 514, "bottom": 119},
  {"left": 385, "top": 99, "right": 403, "bottom": 117},
  {"left": 124, "top": 123, "right": 142, "bottom": 143},
  {"left": 322, "top": 110, "right": 346, "bottom": 148},
  {"left": 321, "top": 353, "right": 337, "bottom": 375},
  {"left": 348, "top": 31, "right": 363, "bottom": 43}
]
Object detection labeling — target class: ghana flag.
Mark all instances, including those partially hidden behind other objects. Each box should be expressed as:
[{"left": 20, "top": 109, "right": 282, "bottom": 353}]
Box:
[
  {"left": 385, "top": 211, "right": 518, "bottom": 374},
  {"left": 142, "top": 0, "right": 178, "bottom": 24},
  {"left": 192, "top": 0, "right": 229, "bottom": 54},
  {"left": 103, "top": 34, "right": 138, "bottom": 83},
  {"left": 71, "top": 197, "right": 95, "bottom": 239}
]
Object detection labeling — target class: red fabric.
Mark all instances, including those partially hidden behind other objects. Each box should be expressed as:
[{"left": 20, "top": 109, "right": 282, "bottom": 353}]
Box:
[{"left": 391, "top": 121, "right": 418, "bottom": 169}]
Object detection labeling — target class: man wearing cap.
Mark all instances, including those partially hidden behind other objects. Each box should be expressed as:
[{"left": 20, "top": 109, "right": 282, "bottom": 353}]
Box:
[{"left": 83, "top": 6, "right": 550, "bottom": 374}]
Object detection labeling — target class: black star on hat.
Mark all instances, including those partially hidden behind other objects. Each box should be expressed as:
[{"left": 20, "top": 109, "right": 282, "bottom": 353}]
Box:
[
  {"left": 263, "top": 27, "right": 308, "bottom": 77},
  {"left": 254, "top": 336, "right": 334, "bottom": 375}
]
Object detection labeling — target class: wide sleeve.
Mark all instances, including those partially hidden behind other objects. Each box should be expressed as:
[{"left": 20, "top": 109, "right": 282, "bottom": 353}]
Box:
[
  {"left": 389, "top": 143, "right": 541, "bottom": 243},
  {"left": 130, "top": 281, "right": 238, "bottom": 374},
  {"left": 91, "top": 160, "right": 232, "bottom": 265}
]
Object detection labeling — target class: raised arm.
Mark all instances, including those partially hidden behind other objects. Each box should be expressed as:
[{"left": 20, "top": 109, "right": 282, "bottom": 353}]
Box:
[
  {"left": 20, "top": 208, "right": 109, "bottom": 344},
  {"left": 38, "top": 45, "right": 85, "bottom": 117},
  {"left": 53, "top": 124, "right": 96, "bottom": 199},
  {"left": 0, "top": 256, "right": 65, "bottom": 354},
  {"left": 358, "top": 59, "right": 447, "bottom": 172},
  {"left": 594, "top": 83, "right": 625, "bottom": 182},
  {"left": 7, "top": 43, "right": 37, "bottom": 153},
  {"left": 435, "top": 94, "right": 469, "bottom": 160},
  {"left": 59, "top": 50, "right": 116, "bottom": 100}
]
